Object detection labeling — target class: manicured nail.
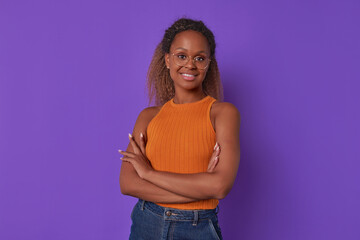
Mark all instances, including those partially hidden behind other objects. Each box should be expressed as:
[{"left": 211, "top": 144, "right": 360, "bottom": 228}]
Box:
[
  {"left": 140, "top": 132, "right": 143, "bottom": 138},
  {"left": 128, "top": 133, "right": 132, "bottom": 139},
  {"left": 213, "top": 142, "right": 218, "bottom": 150},
  {"left": 216, "top": 146, "right": 220, "bottom": 151}
]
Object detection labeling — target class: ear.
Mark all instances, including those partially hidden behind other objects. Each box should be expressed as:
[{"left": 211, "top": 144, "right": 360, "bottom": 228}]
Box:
[{"left": 165, "top": 53, "right": 170, "bottom": 69}]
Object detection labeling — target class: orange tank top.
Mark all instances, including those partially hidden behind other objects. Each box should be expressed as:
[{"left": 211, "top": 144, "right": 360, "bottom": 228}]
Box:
[{"left": 145, "top": 95, "right": 219, "bottom": 210}]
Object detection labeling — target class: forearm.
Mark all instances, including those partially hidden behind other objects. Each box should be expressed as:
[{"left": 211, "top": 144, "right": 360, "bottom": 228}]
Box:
[
  {"left": 120, "top": 163, "right": 198, "bottom": 204},
  {"left": 124, "top": 177, "right": 199, "bottom": 204},
  {"left": 144, "top": 170, "right": 224, "bottom": 200}
]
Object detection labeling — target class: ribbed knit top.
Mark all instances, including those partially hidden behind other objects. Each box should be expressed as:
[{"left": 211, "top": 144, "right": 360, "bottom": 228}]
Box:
[{"left": 145, "top": 95, "right": 219, "bottom": 210}]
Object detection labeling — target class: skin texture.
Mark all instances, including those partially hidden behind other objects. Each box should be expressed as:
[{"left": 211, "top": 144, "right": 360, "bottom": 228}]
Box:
[
  {"left": 119, "top": 30, "right": 241, "bottom": 202},
  {"left": 165, "top": 30, "right": 210, "bottom": 102}
]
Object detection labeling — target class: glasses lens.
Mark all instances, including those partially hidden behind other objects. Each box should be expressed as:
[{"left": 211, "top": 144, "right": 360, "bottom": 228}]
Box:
[
  {"left": 172, "top": 53, "right": 209, "bottom": 69},
  {"left": 173, "top": 53, "right": 189, "bottom": 67},
  {"left": 194, "top": 56, "right": 209, "bottom": 69}
]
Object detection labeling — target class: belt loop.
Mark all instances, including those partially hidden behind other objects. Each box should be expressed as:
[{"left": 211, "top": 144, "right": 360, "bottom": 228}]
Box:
[
  {"left": 192, "top": 210, "right": 199, "bottom": 226},
  {"left": 215, "top": 205, "right": 219, "bottom": 214},
  {"left": 140, "top": 199, "right": 145, "bottom": 211}
]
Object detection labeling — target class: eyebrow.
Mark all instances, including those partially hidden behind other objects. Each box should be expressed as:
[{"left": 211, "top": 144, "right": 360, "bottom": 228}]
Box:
[{"left": 174, "top": 47, "right": 207, "bottom": 54}]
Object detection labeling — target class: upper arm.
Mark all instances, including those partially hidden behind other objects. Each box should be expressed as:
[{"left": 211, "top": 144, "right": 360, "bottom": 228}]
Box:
[
  {"left": 126, "top": 107, "right": 152, "bottom": 152},
  {"left": 213, "top": 102, "right": 241, "bottom": 198},
  {"left": 119, "top": 107, "right": 153, "bottom": 193}
]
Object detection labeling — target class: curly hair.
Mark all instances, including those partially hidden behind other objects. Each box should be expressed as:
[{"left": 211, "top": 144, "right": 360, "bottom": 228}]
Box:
[{"left": 146, "top": 18, "right": 224, "bottom": 106}]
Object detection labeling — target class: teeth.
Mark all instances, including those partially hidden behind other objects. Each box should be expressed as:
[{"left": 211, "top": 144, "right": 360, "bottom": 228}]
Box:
[{"left": 182, "top": 73, "right": 195, "bottom": 77}]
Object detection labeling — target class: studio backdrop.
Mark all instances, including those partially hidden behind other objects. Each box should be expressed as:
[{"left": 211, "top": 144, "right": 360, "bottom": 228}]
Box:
[{"left": 0, "top": 0, "right": 359, "bottom": 239}]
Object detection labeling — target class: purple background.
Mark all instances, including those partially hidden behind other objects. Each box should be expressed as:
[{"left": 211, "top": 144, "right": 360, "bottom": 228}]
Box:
[{"left": 1, "top": 0, "right": 359, "bottom": 239}]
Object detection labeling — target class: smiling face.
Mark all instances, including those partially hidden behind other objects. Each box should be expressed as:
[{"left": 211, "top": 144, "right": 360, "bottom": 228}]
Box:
[{"left": 165, "top": 30, "right": 210, "bottom": 93}]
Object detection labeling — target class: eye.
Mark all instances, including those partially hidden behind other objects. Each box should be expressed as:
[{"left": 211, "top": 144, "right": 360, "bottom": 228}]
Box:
[
  {"left": 195, "top": 56, "right": 205, "bottom": 62},
  {"left": 175, "top": 54, "right": 187, "bottom": 60}
]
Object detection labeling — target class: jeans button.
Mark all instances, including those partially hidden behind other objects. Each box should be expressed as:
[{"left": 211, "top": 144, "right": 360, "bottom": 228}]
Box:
[{"left": 165, "top": 210, "right": 172, "bottom": 216}]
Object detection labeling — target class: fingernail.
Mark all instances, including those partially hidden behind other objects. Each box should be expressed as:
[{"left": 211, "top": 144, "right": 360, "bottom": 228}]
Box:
[
  {"left": 140, "top": 132, "right": 143, "bottom": 138},
  {"left": 128, "top": 133, "right": 132, "bottom": 139},
  {"left": 213, "top": 142, "right": 218, "bottom": 150},
  {"left": 216, "top": 146, "right": 220, "bottom": 151},
  {"left": 118, "top": 149, "right": 122, "bottom": 152}
]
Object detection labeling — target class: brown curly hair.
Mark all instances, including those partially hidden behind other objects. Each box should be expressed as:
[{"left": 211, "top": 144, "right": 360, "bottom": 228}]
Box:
[{"left": 146, "top": 18, "right": 224, "bottom": 106}]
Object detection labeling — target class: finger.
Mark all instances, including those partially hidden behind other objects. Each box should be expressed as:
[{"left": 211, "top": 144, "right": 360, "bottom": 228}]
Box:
[
  {"left": 207, "top": 160, "right": 214, "bottom": 171},
  {"left": 118, "top": 149, "right": 136, "bottom": 157},
  {"left": 139, "top": 132, "right": 146, "bottom": 154},
  {"left": 207, "top": 161, "right": 214, "bottom": 172},
  {"left": 207, "top": 156, "right": 218, "bottom": 172},
  {"left": 216, "top": 145, "right": 221, "bottom": 155},
  {"left": 208, "top": 144, "right": 221, "bottom": 171},
  {"left": 212, "top": 156, "right": 219, "bottom": 170},
  {"left": 210, "top": 145, "right": 218, "bottom": 157},
  {"left": 207, "top": 148, "right": 218, "bottom": 171},
  {"left": 207, "top": 153, "right": 218, "bottom": 171},
  {"left": 120, "top": 156, "right": 132, "bottom": 162},
  {"left": 212, "top": 145, "right": 220, "bottom": 158},
  {"left": 210, "top": 156, "right": 219, "bottom": 171},
  {"left": 128, "top": 133, "right": 141, "bottom": 154},
  {"left": 213, "top": 142, "right": 218, "bottom": 150}
]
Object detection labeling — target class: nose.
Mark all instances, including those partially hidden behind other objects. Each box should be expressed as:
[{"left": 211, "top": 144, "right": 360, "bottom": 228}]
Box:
[{"left": 184, "top": 57, "right": 197, "bottom": 69}]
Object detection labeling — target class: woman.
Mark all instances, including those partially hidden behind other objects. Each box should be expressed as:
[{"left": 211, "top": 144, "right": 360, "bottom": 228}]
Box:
[{"left": 119, "top": 18, "right": 241, "bottom": 240}]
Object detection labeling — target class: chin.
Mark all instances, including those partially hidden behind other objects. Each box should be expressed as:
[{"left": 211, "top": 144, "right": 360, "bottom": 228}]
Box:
[{"left": 174, "top": 80, "right": 203, "bottom": 91}]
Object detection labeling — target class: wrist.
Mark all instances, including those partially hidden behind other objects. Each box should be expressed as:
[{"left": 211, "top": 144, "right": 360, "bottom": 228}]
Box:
[{"left": 143, "top": 168, "right": 155, "bottom": 181}]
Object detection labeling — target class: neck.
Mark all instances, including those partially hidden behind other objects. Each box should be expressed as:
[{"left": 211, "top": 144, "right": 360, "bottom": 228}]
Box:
[{"left": 172, "top": 90, "right": 207, "bottom": 104}]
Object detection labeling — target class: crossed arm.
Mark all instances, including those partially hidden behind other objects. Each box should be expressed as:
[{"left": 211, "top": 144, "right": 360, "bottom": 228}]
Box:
[{"left": 119, "top": 102, "right": 241, "bottom": 203}]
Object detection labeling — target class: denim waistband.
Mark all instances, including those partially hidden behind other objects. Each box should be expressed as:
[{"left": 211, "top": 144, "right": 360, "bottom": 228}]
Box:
[{"left": 138, "top": 199, "right": 219, "bottom": 222}]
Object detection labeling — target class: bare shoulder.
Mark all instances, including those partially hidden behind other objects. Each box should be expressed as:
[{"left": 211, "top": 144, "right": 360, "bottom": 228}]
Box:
[
  {"left": 212, "top": 100, "right": 241, "bottom": 122},
  {"left": 137, "top": 105, "right": 162, "bottom": 123},
  {"left": 132, "top": 105, "right": 162, "bottom": 139}
]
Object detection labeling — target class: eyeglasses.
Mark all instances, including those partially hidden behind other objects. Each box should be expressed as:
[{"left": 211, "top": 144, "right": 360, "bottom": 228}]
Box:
[{"left": 170, "top": 52, "right": 211, "bottom": 70}]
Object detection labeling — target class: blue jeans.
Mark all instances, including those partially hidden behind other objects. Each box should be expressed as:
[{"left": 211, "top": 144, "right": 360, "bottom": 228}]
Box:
[{"left": 129, "top": 199, "right": 223, "bottom": 240}]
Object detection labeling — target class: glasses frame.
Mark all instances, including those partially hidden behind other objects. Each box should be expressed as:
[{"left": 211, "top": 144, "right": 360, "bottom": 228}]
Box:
[{"left": 170, "top": 52, "right": 211, "bottom": 70}]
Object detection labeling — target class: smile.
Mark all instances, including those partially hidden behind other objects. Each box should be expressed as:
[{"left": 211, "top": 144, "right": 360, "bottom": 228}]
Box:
[{"left": 180, "top": 73, "right": 196, "bottom": 81}]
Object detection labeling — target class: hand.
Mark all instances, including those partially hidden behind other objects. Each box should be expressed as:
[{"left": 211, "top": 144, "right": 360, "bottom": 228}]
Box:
[
  {"left": 118, "top": 133, "right": 153, "bottom": 179},
  {"left": 207, "top": 142, "right": 220, "bottom": 172}
]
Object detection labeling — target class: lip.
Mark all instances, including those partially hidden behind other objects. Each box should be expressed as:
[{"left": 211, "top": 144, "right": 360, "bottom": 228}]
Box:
[{"left": 180, "top": 72, "right": 198, "bottom": 81}]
